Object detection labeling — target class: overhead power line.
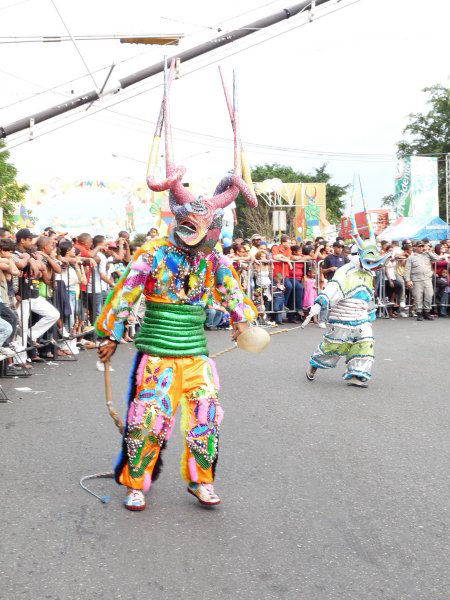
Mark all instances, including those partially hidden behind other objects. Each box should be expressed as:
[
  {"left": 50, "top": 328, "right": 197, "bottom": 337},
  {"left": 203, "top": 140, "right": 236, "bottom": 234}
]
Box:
[
  {"left": 0, "top": 0, "right": 32, "bottom": 11},
  {"left": 5, "top": 0, "right": 370, "bottom": 162},
  {"left": 0, "top": 0, "right": 334, "bottom": 139}
]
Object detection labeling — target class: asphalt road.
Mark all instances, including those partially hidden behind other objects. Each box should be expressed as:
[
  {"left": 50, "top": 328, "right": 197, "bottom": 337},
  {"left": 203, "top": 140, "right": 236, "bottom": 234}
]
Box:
[{"left": 1, "top": 318, "right": 449, "bottom": 600}]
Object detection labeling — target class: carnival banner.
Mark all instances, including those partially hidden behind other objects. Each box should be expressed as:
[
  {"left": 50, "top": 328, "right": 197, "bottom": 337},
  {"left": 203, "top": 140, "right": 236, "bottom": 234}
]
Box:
[
  {"left": 253, "top": 180, "right": 327, "bottom": 243},
  {"left": 395, "top": 156, "right": 439, "bottom": 218},
  {"left": 26, "top": 179, "right": 170, "bottom": 237},
  {"left": 292, "top": 183, "right": 327, "bottom": 243}
]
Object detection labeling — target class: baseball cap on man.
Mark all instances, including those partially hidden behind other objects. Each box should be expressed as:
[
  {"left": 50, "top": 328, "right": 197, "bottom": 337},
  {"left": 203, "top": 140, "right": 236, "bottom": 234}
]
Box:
[
  {"left": 250, "top": 234, "right": 261, "bottom": 241},
  {"left": 16, "top": 228, "right": 35, "bottom": 242},
  {"left": 333, "top": 241, "right": 344, "bottom": 248}
]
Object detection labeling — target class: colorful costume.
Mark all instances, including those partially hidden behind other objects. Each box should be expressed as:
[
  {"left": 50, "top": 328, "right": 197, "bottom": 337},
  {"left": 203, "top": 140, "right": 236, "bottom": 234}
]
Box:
[
  {"left": 306, "top": 202, "right": 389, "bottom": 387},
  {"left": 308, "top": 262, "right": 377, "bottom": 382},
  {"left": 96, "top": 61, "right": 257, "bottom": 509}
]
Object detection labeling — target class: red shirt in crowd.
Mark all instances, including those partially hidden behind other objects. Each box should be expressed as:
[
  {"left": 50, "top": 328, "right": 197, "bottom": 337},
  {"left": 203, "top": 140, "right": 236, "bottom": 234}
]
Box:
[
  {"left": 289, "top": 260, "right": 304, "bottom": 280},
  {"left": 271, "top": 244, "right": 291, "bottom": 278},
  {"left": 435, "top": 258, "right": 448, "bottom": 277}
]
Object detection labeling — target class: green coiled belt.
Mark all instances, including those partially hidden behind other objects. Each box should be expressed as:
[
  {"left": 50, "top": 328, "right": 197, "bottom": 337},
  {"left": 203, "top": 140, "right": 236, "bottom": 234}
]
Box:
[{"left": 134, "top": 301, "right": 208, "bottom": 357}]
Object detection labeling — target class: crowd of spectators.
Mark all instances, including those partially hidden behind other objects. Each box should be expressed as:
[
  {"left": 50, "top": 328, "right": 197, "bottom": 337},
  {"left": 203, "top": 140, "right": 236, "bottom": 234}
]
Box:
[
  {"left": 0, "top": 224, "right": 447, "bottom": 385},
  {"left": 0, "top": 225, "right": 140, "bottom": 380},
  {"left": 223, "top": 233, "right": 450, "bottom": 327}
]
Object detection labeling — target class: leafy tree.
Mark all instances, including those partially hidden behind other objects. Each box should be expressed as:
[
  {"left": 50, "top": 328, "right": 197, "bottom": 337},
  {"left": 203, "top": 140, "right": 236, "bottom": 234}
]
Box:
[
  {"left": 381, "top": 194, "right": 397, "bottom": 209},
  {"left": 235, "top": 163, "right": 348, "bottom": 240},
  {"left": 397, "top": 84, "right": 450, "bottom": 218},
  {"left": 0, "top": 139, "right": 28, "bottom": 229}
]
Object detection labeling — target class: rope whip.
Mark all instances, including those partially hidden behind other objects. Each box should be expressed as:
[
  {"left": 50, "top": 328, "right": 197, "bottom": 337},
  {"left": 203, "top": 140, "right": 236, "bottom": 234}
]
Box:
[{"left": 79, "top": 324, "right": 304, "bottom": 502}]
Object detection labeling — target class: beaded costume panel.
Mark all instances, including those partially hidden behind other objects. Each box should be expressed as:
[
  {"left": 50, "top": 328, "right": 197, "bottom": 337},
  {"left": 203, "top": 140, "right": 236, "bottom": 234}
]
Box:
[{"left": 95, "top": 239, "right": 256, "bottom": 341}]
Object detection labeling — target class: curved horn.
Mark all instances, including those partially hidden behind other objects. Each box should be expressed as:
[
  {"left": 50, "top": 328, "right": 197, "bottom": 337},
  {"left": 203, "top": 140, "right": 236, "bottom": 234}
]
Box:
[
  {"left": 146, "top": 165, "right": 186, "bottom": 193},
  {"left": 208, "top": 175, "right": 258, "bottom": 210},
  {"left": 232, "top": 175, "right": 258, "bottom": 208}
]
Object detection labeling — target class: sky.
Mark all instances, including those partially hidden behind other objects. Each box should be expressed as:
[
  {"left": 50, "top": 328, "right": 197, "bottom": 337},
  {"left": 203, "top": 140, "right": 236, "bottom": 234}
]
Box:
[{"left": 0, "top": 0, "right": 449, "bottom": 214}]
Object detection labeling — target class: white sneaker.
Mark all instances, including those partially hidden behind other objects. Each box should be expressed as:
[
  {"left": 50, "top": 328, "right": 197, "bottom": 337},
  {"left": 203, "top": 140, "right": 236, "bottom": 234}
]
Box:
[
  {"left": 187, "top": 483, "right": 221, "bottom": 506},
  {"left": 0, "top": 346, "right": 15, "bottom": 357},
  {"left": 124, "top": 488, "right": 146, "bottom": 511},
  {"left": 318, "top": 322, "right": 326, "bottom": 328}
]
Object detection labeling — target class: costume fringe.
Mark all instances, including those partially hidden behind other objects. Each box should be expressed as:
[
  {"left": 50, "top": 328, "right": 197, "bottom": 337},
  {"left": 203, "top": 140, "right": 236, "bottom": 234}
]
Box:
[{"left": 114, "top": 352, "right": 141, "bottom": 484}]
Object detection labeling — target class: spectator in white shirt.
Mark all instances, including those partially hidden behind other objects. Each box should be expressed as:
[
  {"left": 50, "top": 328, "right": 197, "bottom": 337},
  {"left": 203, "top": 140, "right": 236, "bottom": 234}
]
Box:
[{"left": 88, "top": 235, "right": 114, "bottom": 322}]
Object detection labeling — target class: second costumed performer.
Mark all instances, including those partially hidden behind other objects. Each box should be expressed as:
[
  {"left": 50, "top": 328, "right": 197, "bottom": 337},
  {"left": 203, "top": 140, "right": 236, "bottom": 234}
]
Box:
[
  {"left": 96, "top": 62, "right": 259, "bottom": 511},
  {"left": 305, "top": 208, "right": 390, "bottom": 388}
]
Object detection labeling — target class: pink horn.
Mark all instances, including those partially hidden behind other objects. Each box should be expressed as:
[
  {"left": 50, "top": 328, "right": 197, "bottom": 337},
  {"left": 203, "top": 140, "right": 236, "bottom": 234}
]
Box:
[{"left": 209, "top": 175, "right": 257, "bottom": 210}]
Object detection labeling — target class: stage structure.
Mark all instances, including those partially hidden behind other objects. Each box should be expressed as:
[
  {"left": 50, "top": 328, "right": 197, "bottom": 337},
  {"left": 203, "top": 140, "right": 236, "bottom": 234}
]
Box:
[{"left": 254, "top": 178, "right": 328, "bottom": 243}]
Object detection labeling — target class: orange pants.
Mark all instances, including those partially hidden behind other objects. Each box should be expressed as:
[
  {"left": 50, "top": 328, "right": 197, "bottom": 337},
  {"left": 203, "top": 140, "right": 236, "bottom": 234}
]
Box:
[{"left": 118, "top": 354, "right": 223, "bottom": 491}]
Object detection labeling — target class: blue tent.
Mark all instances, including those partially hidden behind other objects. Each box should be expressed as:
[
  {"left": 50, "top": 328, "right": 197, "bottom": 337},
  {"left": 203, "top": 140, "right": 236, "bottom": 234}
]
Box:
[{"left": 381, "top": 216, "right": 448, "bottom": 242}]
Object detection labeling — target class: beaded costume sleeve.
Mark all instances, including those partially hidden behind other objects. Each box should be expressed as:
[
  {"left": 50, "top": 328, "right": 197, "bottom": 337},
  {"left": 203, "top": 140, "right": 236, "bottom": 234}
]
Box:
[
  {"left": 95, "top": 243, "right": 153, "bottom": 342},
  {"left": 214, "top": 254, "right": 257, "bottom": 323}
]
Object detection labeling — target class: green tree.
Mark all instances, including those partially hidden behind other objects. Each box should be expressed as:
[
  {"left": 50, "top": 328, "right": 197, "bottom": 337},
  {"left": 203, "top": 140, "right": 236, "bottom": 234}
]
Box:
[
  {"left": 397, "top": 84, "right": 450, "bottom": 218},
  {"left": 381, "top": 194, "right": 396, "bottom": 209},
  {"left": 235, "top": 163, "right": 348, "bottom": 240},
  {"left": 0, "top": 139, "right": 28, "bottom": 229}
]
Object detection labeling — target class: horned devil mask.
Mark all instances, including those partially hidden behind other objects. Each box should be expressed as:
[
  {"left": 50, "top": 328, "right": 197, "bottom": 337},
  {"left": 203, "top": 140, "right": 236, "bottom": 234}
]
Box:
[{"left": 146, "top": 60, "right": 257, "bottom": 252}]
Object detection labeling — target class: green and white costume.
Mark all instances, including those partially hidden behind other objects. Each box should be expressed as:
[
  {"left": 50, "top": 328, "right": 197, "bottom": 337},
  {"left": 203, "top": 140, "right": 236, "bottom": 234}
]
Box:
[{"left": 309, "top": 261, "right": 376, "bottom": 381}]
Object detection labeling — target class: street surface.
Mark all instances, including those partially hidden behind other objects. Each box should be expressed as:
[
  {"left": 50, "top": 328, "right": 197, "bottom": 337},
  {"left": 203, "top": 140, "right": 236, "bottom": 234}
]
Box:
[{"left": 1, "top": 319, "right": 449, "bottom": 600}]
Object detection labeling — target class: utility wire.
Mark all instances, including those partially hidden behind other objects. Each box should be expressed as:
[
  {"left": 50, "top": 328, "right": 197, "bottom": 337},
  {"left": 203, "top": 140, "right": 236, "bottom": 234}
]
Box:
[
  {"left": 2, "top": 66, "right": 399, "bottom": 162},
  {"left": 49, "top": 0, "right": 98, "bottom": 90},
  {"left": 216, "top": 0, "right": 289, "bottom": 27},
  {"left": 1, "top": 0, "right": 331, "bottom": 137},
  {"left": 159, "top": 1, "right": 288, "bottom": 33},
  {"left": 0, "top": 0, "right": 33, "bottom": 11},
  {"left": 6, "top": 0, "right": 377, "bottom": 162},
  {"left": 0, "top": 30, "right": 195, "bottom": 111}
]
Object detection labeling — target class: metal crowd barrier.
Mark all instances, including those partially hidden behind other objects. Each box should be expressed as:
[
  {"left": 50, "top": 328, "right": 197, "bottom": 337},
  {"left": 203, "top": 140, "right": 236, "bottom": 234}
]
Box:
[
  {"left": 234, "top": 258, "right": 318, "bottom": 321},
  {"left": 13, "top": 258, "right": 107, "bottom": 366},
  {"left": 367, "top": 255, "right": 449, "bottom": 316},
  {"left": 4, "top": 250, "right": 449, "bottom": 371},
  {"left": 234, "top": 255, "right": 449, "bottom": 322}
]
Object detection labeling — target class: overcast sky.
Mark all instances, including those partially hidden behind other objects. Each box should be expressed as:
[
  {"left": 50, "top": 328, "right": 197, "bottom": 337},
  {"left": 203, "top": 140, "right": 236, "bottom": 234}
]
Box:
[{"left": 1, "top": 0, "right": 448, "bottom": 210}]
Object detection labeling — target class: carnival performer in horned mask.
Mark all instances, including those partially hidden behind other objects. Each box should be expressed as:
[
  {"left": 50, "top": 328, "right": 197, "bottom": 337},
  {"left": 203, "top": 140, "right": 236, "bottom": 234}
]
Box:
[
  {"left": 305, "top": 202, "right": 390, "bottom": 388},
  {"left": 96, "top": 61, "right": 258, "bottom": 511}
]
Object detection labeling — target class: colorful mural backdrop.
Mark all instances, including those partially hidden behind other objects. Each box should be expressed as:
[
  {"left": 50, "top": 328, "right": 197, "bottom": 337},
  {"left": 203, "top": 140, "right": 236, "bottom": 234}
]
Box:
[{"left": 26, "top": 179, "right": 170, "bottom": 236}]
